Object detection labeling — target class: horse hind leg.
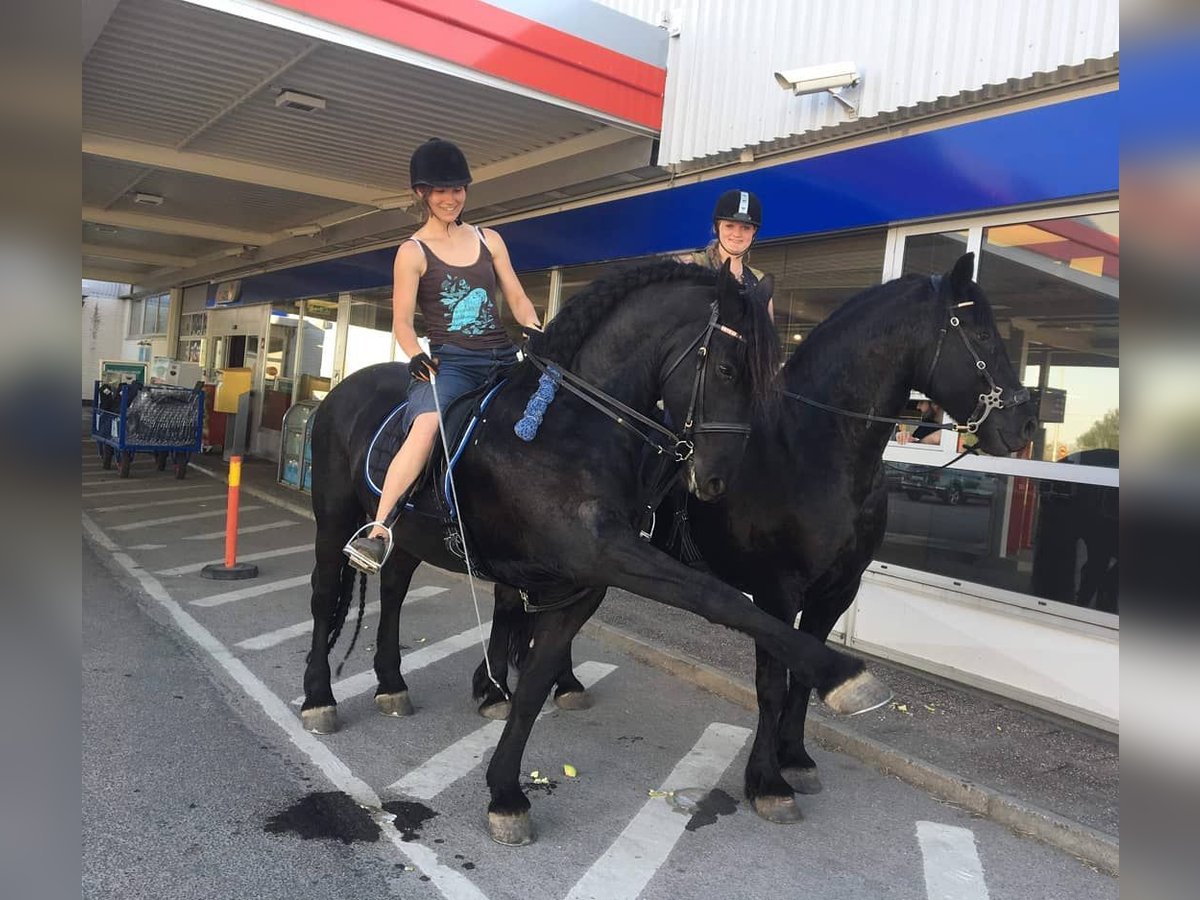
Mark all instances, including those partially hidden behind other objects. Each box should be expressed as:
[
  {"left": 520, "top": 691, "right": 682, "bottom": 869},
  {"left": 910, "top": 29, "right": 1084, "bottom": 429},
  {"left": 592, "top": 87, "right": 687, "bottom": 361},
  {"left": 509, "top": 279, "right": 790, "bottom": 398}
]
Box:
[
  {"left": 552, "top": 588, "right": 604, "bottom": 710},
  {"left": 373, "top": 548, "right": 421, "bottom": 718},
  {"left": 474, "top": 584, "right": 520, "bottom": 720}
]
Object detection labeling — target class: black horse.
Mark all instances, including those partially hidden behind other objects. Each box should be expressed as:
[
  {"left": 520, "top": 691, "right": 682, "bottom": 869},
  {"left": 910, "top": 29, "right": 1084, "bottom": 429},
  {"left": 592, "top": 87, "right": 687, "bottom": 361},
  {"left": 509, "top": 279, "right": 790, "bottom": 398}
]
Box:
[
  {"left": 301, "top": 260, "right": 892, "bottom": 845},
  {"left": 477, "top": 253, "right": 1036, "bottom": 824}
]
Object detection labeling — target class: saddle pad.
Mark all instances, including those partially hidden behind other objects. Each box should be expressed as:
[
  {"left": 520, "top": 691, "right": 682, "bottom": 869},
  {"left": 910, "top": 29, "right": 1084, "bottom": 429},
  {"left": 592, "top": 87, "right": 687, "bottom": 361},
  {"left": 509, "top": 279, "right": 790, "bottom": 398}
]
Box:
[{"left": 364, "top": 381, "right": 506, "bottom": 523}]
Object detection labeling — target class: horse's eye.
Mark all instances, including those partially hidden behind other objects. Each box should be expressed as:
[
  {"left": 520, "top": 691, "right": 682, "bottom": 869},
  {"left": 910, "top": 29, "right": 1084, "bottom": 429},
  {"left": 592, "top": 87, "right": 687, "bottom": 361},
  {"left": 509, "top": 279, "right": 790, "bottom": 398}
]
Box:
[
  {"left": 976, "top": 330, "right": 992, "bottom": 343},
  {"left": 717, "top": 363, "right": 735, "bottom": 380}
]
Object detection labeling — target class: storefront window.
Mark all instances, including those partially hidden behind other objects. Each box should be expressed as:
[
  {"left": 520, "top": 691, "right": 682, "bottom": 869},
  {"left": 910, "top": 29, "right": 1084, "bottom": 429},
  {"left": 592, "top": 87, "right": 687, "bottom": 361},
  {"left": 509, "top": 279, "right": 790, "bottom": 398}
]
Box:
[
  {"left": 901, "top": 230, "right": 970, "bottom": 277},
  {"left": 877, "top": 465, "right": 1117, "bottom": 616},
  {"left": 344, "top": 288, "right": 394, "bottom": 377},
  {"left": 977, "top": 213, "right": 1119, "bottom": 467}
]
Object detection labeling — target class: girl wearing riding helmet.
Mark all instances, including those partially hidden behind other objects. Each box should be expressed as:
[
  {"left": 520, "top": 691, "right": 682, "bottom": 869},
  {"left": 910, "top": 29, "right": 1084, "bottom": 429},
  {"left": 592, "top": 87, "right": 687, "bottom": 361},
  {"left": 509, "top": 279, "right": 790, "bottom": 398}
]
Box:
[
  {"left": 344, "top": 138, "right": 542, "bottom": 574},
  {"left": 682, "top": 189, "right": 774, "bottom": 318}
]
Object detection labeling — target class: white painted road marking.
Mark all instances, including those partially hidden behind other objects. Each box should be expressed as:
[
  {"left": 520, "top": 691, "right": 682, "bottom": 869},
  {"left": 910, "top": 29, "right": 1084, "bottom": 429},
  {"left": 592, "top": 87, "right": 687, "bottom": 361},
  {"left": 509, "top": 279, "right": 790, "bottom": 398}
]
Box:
[
  {"left": 190, "top": 574, "right": 312, "bottom": 608},
  {"left": 917, "top": 822, "right": 991, "bottom": 900},
  {"left": 109, "top": 505, "right": 263, "bottom": 531},
  {"left": 291, "top": 621, "right": 492, "bottom": 706},
  {"left": 126, "top": 543, "right": 167, "bottom": 551},
  {"left": 235, "top": 585, "right": 448, "bottom": 651},
  {"left": 93, "top": 493, "right": 226, "bottom": 512},
  {"left": 184, "top": 519, "right": 301, "bottom": 540},
  {"left": 388, "top": 661, "right": 617, "bottom": 800},
  {"left": 82, "top": 484, "right": 214, "bottom": 499},
  {"left": 158, "top": 543, "right": 311, "bottom": 576},
  {"left": 564, "top": 721, "right": 752, "bottom": 900},
  {"left": 82, "top": 513, "right": 490, "bottom": 900}
]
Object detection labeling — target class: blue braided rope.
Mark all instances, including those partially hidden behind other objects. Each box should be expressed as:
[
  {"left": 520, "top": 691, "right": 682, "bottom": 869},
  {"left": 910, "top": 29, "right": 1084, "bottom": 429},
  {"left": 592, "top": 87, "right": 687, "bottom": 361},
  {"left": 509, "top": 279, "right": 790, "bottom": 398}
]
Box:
[{"left": 514, "top": 366, "right": 561, "bottom": 441}]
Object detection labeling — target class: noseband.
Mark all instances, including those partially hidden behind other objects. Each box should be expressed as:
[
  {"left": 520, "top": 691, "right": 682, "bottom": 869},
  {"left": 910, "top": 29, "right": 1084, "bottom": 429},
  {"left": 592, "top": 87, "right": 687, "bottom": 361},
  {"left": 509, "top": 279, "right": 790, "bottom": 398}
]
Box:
[{"left": 924, "top": 274, "right": 1031, "bottom": 434}]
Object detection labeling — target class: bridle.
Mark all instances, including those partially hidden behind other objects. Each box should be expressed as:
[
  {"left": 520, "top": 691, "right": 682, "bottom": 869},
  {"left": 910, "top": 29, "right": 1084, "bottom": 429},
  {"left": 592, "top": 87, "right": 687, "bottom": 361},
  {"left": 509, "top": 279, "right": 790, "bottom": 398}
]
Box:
[
  {"left": 523, "top": 301, "right": 751, "bottom": 463},
  {"left": 922, "top": 274, "right": 1031, "bottom": 434},
  {"left": 780, "top": 274, "right": 1030, "bottom": 436}
]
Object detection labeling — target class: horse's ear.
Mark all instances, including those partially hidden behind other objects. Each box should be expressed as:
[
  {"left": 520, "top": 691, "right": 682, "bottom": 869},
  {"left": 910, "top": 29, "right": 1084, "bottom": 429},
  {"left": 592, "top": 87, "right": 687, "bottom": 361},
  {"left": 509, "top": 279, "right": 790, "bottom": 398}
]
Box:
[
  {"left": 949, "top": 252, "right": 975, "bottom": 297},
  {"left": 750, "top": 274, "right": 774, "bottom": 307},
  {"left": 715, "top": 258, "right": 744, "bottom": 321}
]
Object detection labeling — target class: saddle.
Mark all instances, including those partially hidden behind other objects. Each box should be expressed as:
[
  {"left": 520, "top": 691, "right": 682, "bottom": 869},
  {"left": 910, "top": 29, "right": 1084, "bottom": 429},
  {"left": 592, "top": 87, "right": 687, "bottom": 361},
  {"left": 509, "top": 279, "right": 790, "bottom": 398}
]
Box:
[{"left": 365, "top": 379, "right": 506, "bottom": 528}]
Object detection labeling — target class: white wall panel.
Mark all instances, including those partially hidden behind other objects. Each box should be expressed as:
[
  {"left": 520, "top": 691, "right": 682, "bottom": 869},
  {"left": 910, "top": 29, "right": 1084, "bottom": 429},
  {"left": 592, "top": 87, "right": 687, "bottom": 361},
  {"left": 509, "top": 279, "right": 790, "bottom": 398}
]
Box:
[{"left": 597, "top": 0, "right": 1119, "bottom": 166}]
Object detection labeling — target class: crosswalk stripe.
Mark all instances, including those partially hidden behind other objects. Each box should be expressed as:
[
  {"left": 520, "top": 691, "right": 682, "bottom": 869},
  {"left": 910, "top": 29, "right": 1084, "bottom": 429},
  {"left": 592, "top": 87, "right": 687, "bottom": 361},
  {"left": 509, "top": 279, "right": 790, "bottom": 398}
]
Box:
[
  {"left": 388, "top": 661, "right": 616, "bottom": 800},
  {"left": 190, "top": 574, "right": 311, "bottom": 608},
  {"left": 291, "top": 621, "right": 491, "bottom": 706},
  {"left": 158, "top": 544, "right": 310, "bottom": 576},
  {"left": 82, "top": 484, "right": 213, "bottom": 499},
  {"left": 917, "top": 822, "right": 991, "bottom": 900},
  {"left": 109, "top": 506, "right": 262, "bottom": 531},
  {"left": 93, "top": 493, "right": 225, "bottom": 513},
  {"left": 234, "top": 585, "right": 447, "bottom": 651},
  {"left": 564, "top": 722, "right": 752, "bottom": 900}
]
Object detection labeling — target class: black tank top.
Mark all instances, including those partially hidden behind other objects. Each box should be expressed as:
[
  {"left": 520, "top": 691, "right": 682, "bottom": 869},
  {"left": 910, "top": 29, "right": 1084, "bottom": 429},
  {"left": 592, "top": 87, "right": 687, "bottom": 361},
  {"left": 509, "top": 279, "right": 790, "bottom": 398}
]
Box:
[{"left": 411, "top": 226, "right": 510, "bottom": 350}]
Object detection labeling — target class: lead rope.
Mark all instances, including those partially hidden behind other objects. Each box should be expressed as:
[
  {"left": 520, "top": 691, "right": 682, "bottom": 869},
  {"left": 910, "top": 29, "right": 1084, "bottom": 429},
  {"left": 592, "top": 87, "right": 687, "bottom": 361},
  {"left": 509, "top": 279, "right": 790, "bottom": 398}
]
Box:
[{"left": 429, "top": 373, "right": 507, "bottom": 700}]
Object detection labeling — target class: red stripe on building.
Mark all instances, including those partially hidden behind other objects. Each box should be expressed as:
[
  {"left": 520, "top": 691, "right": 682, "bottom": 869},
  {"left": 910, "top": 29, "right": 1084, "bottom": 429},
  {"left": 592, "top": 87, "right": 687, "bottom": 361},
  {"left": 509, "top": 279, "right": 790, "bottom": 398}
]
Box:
[{"left": 271, "top": 0, "right": 665, "bottom": 129}]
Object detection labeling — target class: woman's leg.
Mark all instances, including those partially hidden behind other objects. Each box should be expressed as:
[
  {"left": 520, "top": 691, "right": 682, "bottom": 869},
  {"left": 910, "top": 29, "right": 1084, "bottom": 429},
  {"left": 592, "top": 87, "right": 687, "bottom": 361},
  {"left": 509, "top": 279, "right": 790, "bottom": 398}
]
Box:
[{"left": 344, "top": 412, "right": 438, "bottom": 573}]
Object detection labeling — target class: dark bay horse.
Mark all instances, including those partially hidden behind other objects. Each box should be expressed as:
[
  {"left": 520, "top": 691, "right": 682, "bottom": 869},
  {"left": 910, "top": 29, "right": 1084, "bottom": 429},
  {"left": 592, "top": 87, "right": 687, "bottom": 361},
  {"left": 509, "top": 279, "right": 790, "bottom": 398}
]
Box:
[
  {"left": 477, "top": 253, "right": 1036, "bottom": 824},
  {"left": 301, "top": 260, "right": 892, "bottom": 844}
]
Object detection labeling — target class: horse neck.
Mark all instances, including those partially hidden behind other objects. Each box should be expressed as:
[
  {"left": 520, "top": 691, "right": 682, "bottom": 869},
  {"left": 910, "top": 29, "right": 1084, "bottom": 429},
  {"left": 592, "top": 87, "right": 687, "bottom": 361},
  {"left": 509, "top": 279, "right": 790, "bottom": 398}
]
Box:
[
  {"left": 781, "top": 292, "right": 932, "bottom": 470},
  {"left": 571, "top": 287, "right": 696, "bottom": 416}
]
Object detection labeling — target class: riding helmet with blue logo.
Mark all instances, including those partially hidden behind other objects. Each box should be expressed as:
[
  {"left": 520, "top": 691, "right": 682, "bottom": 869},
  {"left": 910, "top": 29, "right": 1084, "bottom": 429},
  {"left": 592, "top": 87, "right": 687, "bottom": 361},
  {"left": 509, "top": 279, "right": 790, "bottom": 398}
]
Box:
[
  {"left": 410, "top": 138, "right": 473, "bottom": 188},
  {"left": 713, "top": 189, "right": 762, "bottom": 228}
]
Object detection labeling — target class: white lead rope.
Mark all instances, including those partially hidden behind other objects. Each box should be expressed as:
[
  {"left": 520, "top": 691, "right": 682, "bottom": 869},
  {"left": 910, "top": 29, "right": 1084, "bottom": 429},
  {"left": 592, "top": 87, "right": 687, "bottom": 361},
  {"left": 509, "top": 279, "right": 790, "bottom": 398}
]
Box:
[{"left": 429, "top": 373, "right": 507, "bottom": 700}]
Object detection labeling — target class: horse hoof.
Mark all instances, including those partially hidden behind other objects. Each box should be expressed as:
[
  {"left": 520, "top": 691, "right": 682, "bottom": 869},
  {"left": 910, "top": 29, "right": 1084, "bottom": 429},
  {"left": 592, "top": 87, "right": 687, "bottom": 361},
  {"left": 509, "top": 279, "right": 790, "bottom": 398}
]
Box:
[
  {"left": 782, "top": 767, "right": 823, "bottom": 795},
  {"left": 478, "top": 699, "right": 511, "bottom": 720},
  {"left": 301, "top": 705, "right": 338, "bottom": 735},
  {"left": 488, "top": 810, "right": 534, "bottom": 846},
  {"left": 554, "top": 690, "right": 592, "bottom": 711},
  {"left": 823, "top": 671, "right": 893, "bottom": 716},
  {"left": 752, "top": 795, "right": 804, "bottom": 824},
  {"left": 375, "top": 692, "right": 414, "bottom": 717}
]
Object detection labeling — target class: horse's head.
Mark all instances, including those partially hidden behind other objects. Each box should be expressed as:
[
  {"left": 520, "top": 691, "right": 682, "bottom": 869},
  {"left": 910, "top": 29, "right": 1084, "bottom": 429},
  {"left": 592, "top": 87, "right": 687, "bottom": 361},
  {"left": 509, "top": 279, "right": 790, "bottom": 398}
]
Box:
[
  {"left": 922, "top": 253, "right": 1037, "bottom": 456},
  {"left": 661, "top": 261, "right": 780, "bottom": 501}
]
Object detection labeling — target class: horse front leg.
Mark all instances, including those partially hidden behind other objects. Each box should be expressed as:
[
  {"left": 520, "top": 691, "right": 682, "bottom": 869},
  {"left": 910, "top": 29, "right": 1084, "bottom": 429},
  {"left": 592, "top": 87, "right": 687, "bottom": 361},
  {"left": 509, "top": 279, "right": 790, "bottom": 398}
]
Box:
[
  {"left": 603, "top": 540, "right": 890, "bottom": 714},
  {"left": 778, "top": 578, "right": 865, "bottom": 795},
  {"left": 486, "top": 590, "right": 603, "bottom": 845},
  {"left": 373, "top": 549, "right": 421, "bottom": 718},
  {"left": 741, "top": 578, "right": 806, "bottom": 822}
]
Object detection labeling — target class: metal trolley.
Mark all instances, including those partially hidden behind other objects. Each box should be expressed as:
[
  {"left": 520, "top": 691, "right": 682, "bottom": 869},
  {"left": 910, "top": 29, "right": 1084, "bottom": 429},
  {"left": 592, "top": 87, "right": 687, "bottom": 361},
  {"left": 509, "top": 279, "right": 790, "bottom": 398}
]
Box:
[{"left": 91, "top": 381, "right": 205, "bottom": 479}]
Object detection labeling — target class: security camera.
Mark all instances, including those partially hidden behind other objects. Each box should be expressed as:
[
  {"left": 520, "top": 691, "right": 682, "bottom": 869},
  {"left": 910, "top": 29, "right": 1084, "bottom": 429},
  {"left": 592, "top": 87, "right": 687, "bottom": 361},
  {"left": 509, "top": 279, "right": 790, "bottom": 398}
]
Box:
[{"left": 774, "top": 61, "right": 860, "bottom": 95}]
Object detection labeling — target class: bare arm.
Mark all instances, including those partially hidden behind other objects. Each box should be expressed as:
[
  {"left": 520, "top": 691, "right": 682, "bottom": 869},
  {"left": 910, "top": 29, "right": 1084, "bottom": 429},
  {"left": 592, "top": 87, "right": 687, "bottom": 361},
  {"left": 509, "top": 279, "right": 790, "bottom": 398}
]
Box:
[
  {"left": 483, "top": 228, "right": 541, "bottom": 329},
  {"left": 392, "top": 241, "right": 427, "bottom": 359}
]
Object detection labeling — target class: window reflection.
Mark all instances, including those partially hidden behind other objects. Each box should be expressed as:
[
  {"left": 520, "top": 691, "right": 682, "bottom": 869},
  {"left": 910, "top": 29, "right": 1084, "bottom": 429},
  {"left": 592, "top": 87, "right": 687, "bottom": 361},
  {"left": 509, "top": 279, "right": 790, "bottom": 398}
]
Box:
[
  {"left": 978, "top": 213, "right": 1119, "bottom": 466},
  {"left": 879, "top": 464, "right": 1118, "bottom": 615}
]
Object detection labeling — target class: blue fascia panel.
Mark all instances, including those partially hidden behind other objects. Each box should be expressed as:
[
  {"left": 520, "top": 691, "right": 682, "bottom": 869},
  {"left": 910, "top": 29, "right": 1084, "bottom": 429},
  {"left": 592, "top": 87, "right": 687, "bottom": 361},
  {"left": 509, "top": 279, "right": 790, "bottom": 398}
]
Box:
[{"left": 218, "top": 91, "right": 1117, "bottom": 305}]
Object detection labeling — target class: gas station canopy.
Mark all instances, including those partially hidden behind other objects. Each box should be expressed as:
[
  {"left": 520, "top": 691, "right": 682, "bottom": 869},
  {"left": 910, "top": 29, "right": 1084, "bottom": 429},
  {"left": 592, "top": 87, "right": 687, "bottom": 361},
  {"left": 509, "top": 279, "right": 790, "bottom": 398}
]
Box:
[{"left": 82, "top": 0, "right": 668, "bottom": 290}]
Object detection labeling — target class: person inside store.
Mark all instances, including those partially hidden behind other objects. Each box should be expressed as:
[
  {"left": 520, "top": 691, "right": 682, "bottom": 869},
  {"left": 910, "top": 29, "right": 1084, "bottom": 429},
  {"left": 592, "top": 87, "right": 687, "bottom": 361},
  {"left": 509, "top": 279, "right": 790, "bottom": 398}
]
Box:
[
  {"left": 894, "top": 398, "right": 944, "bottom": 445},
  {"left": 343, "top": 138, "right": 542, "bottom": 575},
  {"left": 680, "top": 188, "right": 774, "bottom": 318}
]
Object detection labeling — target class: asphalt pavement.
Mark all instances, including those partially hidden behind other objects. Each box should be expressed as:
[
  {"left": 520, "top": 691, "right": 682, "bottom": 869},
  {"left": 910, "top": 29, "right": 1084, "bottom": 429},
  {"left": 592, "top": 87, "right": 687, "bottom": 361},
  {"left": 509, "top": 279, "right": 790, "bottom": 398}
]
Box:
[{"left": 81, "top": 434, "right": 1119, "bottom": 898}]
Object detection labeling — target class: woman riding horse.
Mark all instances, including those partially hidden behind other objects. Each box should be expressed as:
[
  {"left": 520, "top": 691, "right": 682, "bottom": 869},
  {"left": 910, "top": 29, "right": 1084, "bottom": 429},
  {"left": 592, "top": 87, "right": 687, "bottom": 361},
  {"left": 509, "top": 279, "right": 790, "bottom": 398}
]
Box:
[{"left": 303, "top": 248, "right": 892, "bottom": 844}]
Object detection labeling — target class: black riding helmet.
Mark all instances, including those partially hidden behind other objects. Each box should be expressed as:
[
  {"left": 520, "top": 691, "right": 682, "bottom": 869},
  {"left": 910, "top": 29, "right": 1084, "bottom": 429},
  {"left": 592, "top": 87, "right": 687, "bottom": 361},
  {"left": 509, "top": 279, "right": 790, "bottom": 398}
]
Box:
[
  {"left": 410, "top": 138, "right": 473, "bottom": 188},
  {"left": 712, "top": 189, "right": 762, "bottom": 228}
]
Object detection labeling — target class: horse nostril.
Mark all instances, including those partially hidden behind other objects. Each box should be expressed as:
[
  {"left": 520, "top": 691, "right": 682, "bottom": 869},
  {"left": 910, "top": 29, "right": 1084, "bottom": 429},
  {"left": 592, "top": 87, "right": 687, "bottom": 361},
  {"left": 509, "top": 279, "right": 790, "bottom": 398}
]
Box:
[
  {"left": 1021, "top": 418, "right": 1036, "bottom": 442},
  {"left": 706, "top": 478, "right": 727, "bottom": 497}
]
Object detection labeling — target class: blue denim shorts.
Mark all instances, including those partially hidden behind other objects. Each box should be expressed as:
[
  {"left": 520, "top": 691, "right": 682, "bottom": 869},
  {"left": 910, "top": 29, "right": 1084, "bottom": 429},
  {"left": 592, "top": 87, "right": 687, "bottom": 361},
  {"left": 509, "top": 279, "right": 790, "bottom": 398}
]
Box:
[{"left": 403, "top": 343, "right": 517, "bottom": 432}]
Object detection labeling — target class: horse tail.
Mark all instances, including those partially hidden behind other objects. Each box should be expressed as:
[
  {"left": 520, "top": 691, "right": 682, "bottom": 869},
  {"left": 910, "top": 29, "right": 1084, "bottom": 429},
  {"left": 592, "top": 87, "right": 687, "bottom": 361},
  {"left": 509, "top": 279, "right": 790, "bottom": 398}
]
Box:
[{"left": 325, "top": 562, "right": 365, "bottom": 673}]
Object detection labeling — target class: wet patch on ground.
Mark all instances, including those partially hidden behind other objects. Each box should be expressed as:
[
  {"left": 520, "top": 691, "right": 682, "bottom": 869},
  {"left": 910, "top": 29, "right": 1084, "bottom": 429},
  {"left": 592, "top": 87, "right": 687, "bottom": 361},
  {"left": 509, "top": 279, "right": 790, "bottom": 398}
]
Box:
[
  {"left": 381, "top": 799, "right": 439, "bottom": 842},
  {"left": 671, "top": 788, "right": 738, "bottom": 832},
  {"left": 522, "top": 778, "right": 559, "bottom": 796},
  {"left": 264, "top": 792, "right": 380, "bottom": 844}
]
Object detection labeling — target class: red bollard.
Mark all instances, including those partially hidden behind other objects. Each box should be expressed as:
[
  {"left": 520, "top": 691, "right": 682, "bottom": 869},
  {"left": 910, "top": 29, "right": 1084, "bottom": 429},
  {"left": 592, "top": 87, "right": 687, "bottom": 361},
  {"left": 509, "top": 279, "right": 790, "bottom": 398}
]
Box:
[{"left": 200, "top": 454, "right": 259, "bottom": 581}]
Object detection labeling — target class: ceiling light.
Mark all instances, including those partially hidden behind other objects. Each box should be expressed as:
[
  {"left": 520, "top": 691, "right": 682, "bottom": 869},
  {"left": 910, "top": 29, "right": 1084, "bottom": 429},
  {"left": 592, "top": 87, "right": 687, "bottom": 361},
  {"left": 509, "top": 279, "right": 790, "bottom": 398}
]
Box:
[
  {"left": 275, "top": 89, "right": 326, "bottom": 112},
  {"left": 94, "top": 224, "right": 118, "bottom": 234},
  {"left": 133, "top": 192, "right": 164, "bottom": 206},
  {"left": 287, "top": 224, "right": 322, "bottom": 237}
]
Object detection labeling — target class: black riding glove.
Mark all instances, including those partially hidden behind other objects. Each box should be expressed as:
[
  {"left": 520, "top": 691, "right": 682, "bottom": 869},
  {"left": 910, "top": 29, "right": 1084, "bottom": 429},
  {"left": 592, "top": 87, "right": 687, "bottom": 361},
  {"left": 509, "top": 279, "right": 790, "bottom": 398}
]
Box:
[{"left": 408, "top": 352, "right": 439, "bottom": 382}]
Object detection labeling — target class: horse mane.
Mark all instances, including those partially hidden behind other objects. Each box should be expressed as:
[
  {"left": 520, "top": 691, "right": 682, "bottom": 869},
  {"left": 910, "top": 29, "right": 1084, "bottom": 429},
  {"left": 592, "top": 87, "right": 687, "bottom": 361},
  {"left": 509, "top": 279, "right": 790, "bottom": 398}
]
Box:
[{"left": 534, "top": 260, "right": 716, "bottom": 365}]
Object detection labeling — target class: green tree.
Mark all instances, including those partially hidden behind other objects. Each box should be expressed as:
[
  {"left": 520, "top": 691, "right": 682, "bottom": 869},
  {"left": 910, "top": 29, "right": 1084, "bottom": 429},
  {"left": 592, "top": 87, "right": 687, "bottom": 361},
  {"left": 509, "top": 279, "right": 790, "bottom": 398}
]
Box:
[{"left": 1077, "top": 408, "right": 1118, "bottom": 451}]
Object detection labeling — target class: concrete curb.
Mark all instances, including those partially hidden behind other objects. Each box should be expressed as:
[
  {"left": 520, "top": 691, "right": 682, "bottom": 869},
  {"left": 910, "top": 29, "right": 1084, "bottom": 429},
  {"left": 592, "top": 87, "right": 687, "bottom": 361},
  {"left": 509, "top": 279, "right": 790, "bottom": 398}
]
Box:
[
  {"left": 581, "top": 618, "right": 1119, "bottom": 877},
  {"left": 188, "top": 458, "right": 1118, "bottom": 875}
]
